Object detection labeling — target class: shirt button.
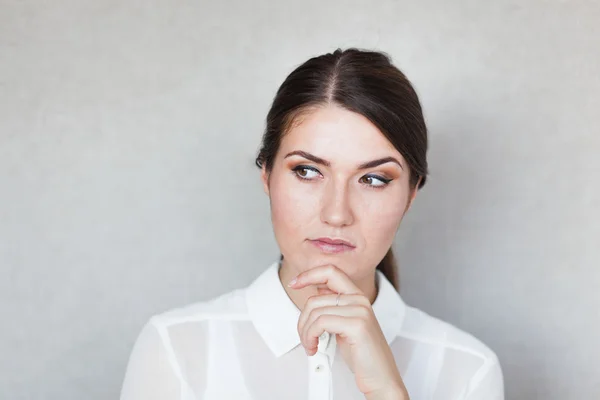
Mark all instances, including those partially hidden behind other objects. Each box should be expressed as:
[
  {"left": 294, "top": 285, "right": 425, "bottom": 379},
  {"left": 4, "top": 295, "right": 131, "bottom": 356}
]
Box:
[{"left": 315, "top": 364, "right": 324, "bottom": 372}]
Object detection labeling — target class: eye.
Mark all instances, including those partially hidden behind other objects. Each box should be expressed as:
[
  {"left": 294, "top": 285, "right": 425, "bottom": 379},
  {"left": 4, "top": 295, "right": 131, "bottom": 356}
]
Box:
[
  {"left": 359, "top": 175, "right": 391, "bottom": 188},
  {"left": 292, "top": 165, "right": 321, "bottom": 180}
]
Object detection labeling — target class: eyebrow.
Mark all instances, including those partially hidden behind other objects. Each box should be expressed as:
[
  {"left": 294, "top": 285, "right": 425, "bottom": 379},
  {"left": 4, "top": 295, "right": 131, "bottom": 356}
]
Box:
[{"left": 284, "top": 150, "right": 403, "bottom": 170}]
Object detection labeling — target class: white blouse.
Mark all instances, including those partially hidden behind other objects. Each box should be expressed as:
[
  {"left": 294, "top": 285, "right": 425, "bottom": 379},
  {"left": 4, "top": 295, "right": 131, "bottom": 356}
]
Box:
[{"left": 120, "top": 260, "right": 504, "bottom": 400}]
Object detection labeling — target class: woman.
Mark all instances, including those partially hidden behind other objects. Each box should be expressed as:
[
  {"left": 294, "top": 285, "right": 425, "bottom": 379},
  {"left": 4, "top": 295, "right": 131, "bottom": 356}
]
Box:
[{"left": 120, "top": 48, "right": 504, "bottom": 400}]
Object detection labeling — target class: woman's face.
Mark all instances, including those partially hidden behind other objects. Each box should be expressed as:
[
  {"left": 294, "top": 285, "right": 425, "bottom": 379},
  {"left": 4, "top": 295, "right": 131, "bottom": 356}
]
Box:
[{"left": 261, "top": 105, "right": 418, "bottom": 281}]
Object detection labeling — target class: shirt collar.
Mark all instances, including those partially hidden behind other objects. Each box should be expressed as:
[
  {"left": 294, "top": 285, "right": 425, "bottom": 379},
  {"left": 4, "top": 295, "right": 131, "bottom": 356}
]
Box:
[{"left": 245, "top": 259, "right": 407, "bottom": 358}]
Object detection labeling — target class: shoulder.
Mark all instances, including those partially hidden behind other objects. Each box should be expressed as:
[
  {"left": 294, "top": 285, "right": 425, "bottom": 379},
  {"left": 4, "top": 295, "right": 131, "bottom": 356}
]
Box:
[
  {"left": 399, "top": 305, "right": 499, "bottom": 364},
  {"left": 394, "top": 305, "right": 504, "bottom": 398},
  {"left": 148, "top": 287, "right": 251, "bottom": 330}
]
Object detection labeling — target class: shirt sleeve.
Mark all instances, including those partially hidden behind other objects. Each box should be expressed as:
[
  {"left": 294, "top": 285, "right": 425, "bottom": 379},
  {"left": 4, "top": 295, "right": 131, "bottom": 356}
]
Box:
[
  {"left": 462, "top": 357, "right": 504, "bottom": 400},
  {"left": 120, "top": 317, "right": 182, "bottom": 400}
]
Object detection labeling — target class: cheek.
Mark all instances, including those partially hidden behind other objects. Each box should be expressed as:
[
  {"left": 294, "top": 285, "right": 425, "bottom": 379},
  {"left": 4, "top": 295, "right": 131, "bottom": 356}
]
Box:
[
  {"left": 268, "top": 172, "right": 320, "bottom": 243},
  {"left": 358, "top": 192, "right": 407, "bottom": 247}
]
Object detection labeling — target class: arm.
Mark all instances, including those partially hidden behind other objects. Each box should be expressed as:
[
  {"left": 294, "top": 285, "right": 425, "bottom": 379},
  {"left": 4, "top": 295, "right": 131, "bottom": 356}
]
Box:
[{"left": 120, "top": 318, "right": 182, "bottom": 400}]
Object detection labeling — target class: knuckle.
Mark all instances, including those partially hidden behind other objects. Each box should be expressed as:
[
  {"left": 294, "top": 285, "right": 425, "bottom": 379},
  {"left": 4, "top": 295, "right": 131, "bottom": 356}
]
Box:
[
  {"left": 307, "top": 308, "right": 318, "bottom": 322},
  {"left": 308, "top": 308, "right": 321, "bottom": 321},
  {"left": 314, "top": 314, "right": 328, "bottom": 326},
  {"left": 305, "top": 295, "right": 319, "bottom": 308},
  {"left": 324, "top": 264, "right": 337, "bottom": 274},
  {"left": 356, "top": 305, "right": 371, "bottom": 318},
  {"left": 356, "top": 295, "right": 371, "bottom": 306}
]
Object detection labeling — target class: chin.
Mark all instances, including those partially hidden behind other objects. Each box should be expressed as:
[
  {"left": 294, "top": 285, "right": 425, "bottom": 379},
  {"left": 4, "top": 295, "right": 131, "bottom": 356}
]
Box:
[
  {"left": 282, "top": 244, "right": 366, "bottom": 274},
  {"left": 308, "top": 255, "right": 362, "bottom": 275}
]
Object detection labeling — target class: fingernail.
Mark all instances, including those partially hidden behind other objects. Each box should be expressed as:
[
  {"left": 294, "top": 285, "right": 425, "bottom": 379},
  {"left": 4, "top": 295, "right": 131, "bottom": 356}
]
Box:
[{"left": 287, "top": 277, "right": 297, "bottom": 287}]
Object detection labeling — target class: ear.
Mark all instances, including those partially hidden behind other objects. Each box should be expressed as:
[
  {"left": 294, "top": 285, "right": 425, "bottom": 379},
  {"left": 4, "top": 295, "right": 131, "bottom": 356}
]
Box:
[{"left": 260, "top": 165, "right": 270, "bottom": 196}]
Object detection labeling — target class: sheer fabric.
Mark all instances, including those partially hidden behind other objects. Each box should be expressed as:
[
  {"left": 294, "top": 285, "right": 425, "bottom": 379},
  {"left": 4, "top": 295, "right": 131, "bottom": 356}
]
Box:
[{"left": 121, "top": 260, "right": 503, "bottom": 400}]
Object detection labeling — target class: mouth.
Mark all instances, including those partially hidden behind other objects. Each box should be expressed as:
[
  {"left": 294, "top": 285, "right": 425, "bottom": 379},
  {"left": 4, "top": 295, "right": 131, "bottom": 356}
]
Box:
[{"left": 309, "top": 237, "right": 356, "bottom": 254}]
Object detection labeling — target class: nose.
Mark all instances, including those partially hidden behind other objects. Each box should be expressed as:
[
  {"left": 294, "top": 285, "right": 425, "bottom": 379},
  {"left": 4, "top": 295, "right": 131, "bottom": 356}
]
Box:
[{"left": 320, "top": 178, "right": 355, "bottom": 227}]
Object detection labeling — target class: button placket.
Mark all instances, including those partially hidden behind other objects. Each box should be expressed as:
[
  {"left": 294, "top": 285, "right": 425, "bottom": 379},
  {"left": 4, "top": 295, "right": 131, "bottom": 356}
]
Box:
[
  {"left": 308, "top": 332, "right": 334, "bottom": 400},
  {"left": 317, "top": 332, "right": 330, "bottom": 352}
]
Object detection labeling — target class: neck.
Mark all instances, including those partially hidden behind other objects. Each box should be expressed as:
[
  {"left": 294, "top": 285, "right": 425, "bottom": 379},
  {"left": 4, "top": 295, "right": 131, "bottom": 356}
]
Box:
[{"left": 278, "top": 258, "right": 379, "bottom": 311}]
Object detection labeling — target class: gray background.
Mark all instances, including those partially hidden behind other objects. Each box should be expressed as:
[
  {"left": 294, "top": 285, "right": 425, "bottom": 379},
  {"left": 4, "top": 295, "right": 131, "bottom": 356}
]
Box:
[{"left": 1, "top": 0, "right": 598, "bottom": 399}]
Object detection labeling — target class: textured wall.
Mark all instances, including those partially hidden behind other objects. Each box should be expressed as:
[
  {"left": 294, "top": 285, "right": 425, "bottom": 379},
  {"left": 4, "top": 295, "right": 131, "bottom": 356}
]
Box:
[{"left": 1, "top": 1, "right": 598, "bottom": 398}]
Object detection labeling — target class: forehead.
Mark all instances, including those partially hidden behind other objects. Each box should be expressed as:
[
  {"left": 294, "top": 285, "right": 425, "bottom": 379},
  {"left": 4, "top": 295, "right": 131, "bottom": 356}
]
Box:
[{"left": 279, "top": 105, "right": 402, "bottom": 163}]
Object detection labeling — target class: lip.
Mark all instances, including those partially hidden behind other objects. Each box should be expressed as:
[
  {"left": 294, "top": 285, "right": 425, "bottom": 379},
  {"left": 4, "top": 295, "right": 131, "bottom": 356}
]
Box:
[{"left": 309, "top": 237, "right": 356, "bottom": 254}]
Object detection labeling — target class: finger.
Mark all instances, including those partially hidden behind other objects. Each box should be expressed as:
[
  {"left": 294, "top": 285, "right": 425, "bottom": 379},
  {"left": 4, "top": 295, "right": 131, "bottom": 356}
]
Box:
[
  {"left": 316, "top": 287, "right": 336, "bottom": 296},
  {"left": 288, "top": 264, "right": 363, "bottom": 295},
  {"left": 301, "top": 305, "right": 371, "bottom": 354},
  {"left": 298, "top": 293, "right": 370, "bottom": 335},
  {"left": 303, "top": 314, "right": 363, "bottom": 355}
]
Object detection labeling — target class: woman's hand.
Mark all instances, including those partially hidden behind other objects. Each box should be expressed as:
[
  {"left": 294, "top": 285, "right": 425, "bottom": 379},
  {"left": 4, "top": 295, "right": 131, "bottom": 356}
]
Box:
[{"left": 288, "top": 264, "right": 409, "bottom": 400}]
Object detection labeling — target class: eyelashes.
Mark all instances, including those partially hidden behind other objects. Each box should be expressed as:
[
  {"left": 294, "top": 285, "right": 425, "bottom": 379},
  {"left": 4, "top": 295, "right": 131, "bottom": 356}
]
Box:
[
  {"left": 292, "top": 165, "right": 321, "bottom": 180},
  {"left": 291, "top": 165, "right": 392, "bottom": 189}
]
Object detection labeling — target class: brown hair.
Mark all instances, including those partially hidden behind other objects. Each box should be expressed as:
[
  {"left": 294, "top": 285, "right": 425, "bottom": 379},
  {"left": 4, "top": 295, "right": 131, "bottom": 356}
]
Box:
[{"left": 255, "top": 48, "right": 429, "bottom": 291}]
